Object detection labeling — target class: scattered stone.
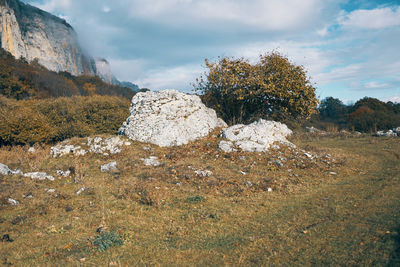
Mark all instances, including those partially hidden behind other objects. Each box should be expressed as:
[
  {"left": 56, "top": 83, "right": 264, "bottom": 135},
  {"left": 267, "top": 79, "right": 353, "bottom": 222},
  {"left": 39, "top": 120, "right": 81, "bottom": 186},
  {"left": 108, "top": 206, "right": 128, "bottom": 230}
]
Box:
[
  {"left": 119, "top": 90, "right": 227, "bottom": 147},
  {"left": 57, "top": 170, "right": 71, "bottom": 177},
  {"left": 194, "top": 169, "right": 213, "bottom": 177},
  {"left": 141, "top": 156, "right": 161, "bottom": 167},
  {"left": 88, "top": 136, "right": 125, "bottom": 155},
  {"left": 142, "top": 146, "right": 153, "bottom": 151},
  {"left": 24, "top": 172, "right": 55, "bottom": 181},
  {"left": 8, "top": 198, "right": 19, "bottom": 206},
  {"left": 100, "top": 161, "right": 118, "bottom": 172},
  {"left": 51, "top": 144, "right": 86, "bottom": 158},
  {"left": 76, "top": 187, "right": 86, "bottom": 195},
  {"left": 240, "top": 171, "right": 247, "bottom": 175},
  {"left": 219, "top": 140, "right": 237, "bottom": 153},
  {"left": 304, "top": 152, "right": 313, "bottom": 159},
  {"left": 220, "top": 119, "right": 294, "bottom": 152},
  {"left": 376, "top": 129, "right": 398, "bottom": 137},
  {"left": 28, "top": 147, "right": 36, "bottom": 153},
  {"left": 306, "top": 126, "right": 325, "bottom": 134},
  {"left": 23, "top": 192, "right": 34, "bottom": 199},
  {"left": 46, "top": 189, "right": 56, "bottom": 193},
  {"left": 272, "top": 160, "right": 284, "bottom": 167},
  {"left": 267, "top": 188, "right": 273, "bottom": 192},
  {"left": 0, "top": 163, "right": 22, "bottom": 176},
  {"left": 246, "top": 181, "right": 253, "bottom": 187},
  {"left": 329, "top": 172, "right": 337, "bottom": 175}
]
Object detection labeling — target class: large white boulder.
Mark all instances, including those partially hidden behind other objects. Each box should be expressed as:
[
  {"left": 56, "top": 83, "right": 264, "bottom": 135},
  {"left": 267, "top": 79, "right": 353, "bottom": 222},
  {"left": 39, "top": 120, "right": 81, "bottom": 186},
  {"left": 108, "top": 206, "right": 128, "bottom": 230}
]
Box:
[
  {"left": 119, "top": 90, "right": 227, "bottom": 147},
  {"left": 219, "top": 119, "right": 294, "bottom": 152}
]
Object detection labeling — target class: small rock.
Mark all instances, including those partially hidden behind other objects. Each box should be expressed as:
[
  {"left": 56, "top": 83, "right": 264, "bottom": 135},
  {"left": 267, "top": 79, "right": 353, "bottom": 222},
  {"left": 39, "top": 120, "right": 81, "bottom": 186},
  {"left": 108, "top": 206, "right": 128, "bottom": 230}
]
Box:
[
  {"left": 100, "top": 161, "right": 118, "bottom": 172},
  {"left": 23, "top": 192, "right": 34, "bottom": 199},
  {"left": 141, "top": 156, "right": 161, "bottom": 166},
  {"left": 8, "top": 198, "right": 19, "bottom": 206},
  {"left": 219, "top": 140, "right": 237, "bottom": 153},
  {"left": 240, "top": 171, "right": 247, "bottom": 175},
  {"left": 57, "top": 170, "right": 71, "bottom": 177},
  {"left": 304, "top": 152, "right": 313, "bottom": 159},
  {"left": 267, "top": 188, "right": 273, "bottom": 192},
  {"left": 0, "top": 163, "right": 22, "bottom": 176},
  {"left": 76, "top": 187, "right": 86, "bottom": 195},
  {"left": 24, "top": 172, "right": 55, "bottom": 181},
  {"left": 329, "top": 172, "right": 337, "bottom": 175},
  {"left": 246, "top": 181, "right": 253, "bottom": 187},
  {"left": 46, "top": 189, "right": 56, "bottom": 193},
  {"left": 142, "top": 146, "right": 153, "bottom": 151},
  {"left": 194, "top": 169, "right": 213, "bottom": 177},
  {"left": 28, "top": 147, "right": 36, "bottom": 153},
  {"left": 272, "top": 160, "right": 283, "bottom": 167}
]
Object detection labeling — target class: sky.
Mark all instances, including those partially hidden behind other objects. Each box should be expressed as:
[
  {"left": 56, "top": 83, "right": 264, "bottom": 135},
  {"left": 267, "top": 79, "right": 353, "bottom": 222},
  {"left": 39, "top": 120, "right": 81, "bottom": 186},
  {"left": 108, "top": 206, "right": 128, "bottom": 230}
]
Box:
[{"left": 23, "top": 0, "right": 400, "bottom": 103}]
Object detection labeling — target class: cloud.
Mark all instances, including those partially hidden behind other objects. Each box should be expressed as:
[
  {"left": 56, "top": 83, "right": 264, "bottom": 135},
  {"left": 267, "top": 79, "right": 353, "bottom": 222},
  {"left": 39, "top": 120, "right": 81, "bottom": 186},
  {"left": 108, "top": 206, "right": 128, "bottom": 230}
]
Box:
[
  {"left": 364, "top": 81, "right": 389, "bottom": 89},
  {"left": 386, "top": 96, "right": 400, "bottom": 103},
  {"left": 339, "top": 6, "right": 400, "bottom": 29},
  {"left": 21, "top": 0, "right": 400, "bottom": 102},
  {"left": 128, "top": 0, "right": 329, "bottom": 31}
]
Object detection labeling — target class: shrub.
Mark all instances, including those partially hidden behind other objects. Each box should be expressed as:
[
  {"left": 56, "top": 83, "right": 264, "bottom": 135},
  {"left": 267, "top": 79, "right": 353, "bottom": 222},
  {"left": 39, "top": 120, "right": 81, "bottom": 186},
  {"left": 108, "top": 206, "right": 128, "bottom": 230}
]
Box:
[
  {"left": 195, "top": 52, "right": 318, "bottom": 125},
  {"left": 93, "top": 231, "right": 124, "bottom": 251},
  {"left": 0, "top": 95, "right": 130, "bottom": 145}
]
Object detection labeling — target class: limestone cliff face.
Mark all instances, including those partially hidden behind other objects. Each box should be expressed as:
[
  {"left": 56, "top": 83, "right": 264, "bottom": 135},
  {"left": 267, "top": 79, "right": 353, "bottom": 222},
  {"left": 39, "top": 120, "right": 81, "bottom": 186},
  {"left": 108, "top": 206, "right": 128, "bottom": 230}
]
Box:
[{"left": 0, "top": 0, "right": 96, "bottom": 76}]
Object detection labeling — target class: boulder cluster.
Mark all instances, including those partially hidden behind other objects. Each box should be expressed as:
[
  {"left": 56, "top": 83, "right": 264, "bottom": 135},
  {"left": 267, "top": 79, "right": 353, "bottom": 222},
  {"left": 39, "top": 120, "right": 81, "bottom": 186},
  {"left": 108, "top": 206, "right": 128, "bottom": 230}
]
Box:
[
  {"left": 376, "top": 127, "right": 400, "bottom": 137},
  {"left": 119, "top": 90, "right": 293, "bottom": 152}
]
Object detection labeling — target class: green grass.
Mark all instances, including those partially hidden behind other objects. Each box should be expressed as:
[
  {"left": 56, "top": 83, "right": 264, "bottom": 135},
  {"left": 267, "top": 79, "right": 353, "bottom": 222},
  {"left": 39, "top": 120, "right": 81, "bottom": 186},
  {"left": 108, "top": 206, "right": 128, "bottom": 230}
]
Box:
[{"left": 0, "top": 134, "right": 399, "bottom": 266}]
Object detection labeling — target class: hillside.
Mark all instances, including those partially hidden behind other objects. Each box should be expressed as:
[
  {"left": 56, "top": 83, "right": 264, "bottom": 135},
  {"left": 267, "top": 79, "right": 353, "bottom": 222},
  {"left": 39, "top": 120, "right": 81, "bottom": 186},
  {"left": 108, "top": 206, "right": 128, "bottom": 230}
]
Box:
[
  {"left": 0, "top": 48, "right": 137, "bottom": 100},
  {"left": 0, "top": 132, "right": 399, "bottom": 265}
]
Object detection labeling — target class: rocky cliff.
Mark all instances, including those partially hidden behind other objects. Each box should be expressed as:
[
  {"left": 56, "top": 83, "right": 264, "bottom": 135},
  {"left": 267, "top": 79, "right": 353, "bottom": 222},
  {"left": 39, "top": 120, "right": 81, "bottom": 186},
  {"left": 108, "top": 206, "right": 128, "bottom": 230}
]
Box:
[{"left": 0, "top": 0, "right": 96, "bottom": 76}]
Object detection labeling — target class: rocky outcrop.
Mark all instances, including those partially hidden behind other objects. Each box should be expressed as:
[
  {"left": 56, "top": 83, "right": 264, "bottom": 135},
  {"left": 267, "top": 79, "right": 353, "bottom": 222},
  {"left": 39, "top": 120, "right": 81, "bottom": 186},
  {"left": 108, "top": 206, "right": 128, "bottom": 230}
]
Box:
[
  {"left": 376, "top": 127, "right": 400, "bottom": 137},
  {"left": 219, "top": 119, "right": 294, "bottom": 152},
  {"left": 0, "top": 0, "right": 96, "bottom": 76},
  {"left": 119, "top": 90, "right": 227, "bottom": 147}
]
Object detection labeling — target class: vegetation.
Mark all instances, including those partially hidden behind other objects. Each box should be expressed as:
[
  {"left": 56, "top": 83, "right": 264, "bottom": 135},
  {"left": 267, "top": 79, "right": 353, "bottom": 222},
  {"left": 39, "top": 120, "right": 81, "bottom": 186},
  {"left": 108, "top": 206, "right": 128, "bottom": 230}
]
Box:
[
  {"left": 315, "top": 96, "right": 400, "bottom": 132},
  {"left": 0, "top": 95, "right": 130, "bottom": 145},
  {"left": 195, "top": 52, "right": 318, "bottom": 125},
  {"left": 0, "top": 133, "right": 399, "bottom": 265},
  {"left": 0, "top": 48, "right": 136, "bottom": 100}
]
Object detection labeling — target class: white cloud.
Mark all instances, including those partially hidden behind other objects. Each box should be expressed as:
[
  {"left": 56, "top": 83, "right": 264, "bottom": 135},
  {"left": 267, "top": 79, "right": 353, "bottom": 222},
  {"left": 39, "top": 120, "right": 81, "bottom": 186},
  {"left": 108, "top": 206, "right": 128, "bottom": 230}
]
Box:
[
  {"left": 128, "top": 0, "right": 327, "bottom": 31},
  {"left": 29, "top": 0, "right": 71, "bottom": 13},
  {"left": 364, "top": 81, "right": 389, "bottom": 89},
  {"left": 386, "top": 96, "right": 400, "bottom": 103},
  {"left": 339, "top": 7, "right": 400, "bottom": 29},
  {"left": 134, "top": 64, "right": 202, "bottom": 91}
]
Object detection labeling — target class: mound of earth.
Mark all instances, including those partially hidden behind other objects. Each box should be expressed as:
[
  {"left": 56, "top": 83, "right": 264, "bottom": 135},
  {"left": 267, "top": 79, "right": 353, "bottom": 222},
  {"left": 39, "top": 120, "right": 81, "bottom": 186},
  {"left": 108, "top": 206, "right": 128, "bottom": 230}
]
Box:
[{"left": 119, "top": 90, "right": 227, "bottom": 147}]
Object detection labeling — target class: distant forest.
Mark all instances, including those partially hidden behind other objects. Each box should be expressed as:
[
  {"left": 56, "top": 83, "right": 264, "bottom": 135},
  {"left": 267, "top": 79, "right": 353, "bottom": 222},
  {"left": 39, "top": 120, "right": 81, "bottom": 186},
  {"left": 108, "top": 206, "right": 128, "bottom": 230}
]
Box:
[{"left": 311, "top": 96, "right": 400, "bottom": 133}]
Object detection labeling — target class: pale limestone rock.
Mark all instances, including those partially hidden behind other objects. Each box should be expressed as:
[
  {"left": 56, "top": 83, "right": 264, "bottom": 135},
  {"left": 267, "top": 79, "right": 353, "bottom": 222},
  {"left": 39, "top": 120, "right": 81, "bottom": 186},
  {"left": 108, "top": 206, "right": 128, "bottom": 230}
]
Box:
[
  {"left": 219, "top": 141, "right": 237, "bottom": 153},
  {"left": 194, "top": 169, "right": 213, "bottom": 177},
  {"left": 24, "top": 172, "right": 55, "bottom": 181},
  {"left": 141, "top": 156, "right": 161, "bottom": 167},
  {"left": 51, "top": 144, "right": 86, "bottom": 158},
  {"left": 119, "top": 90, "right": 227, "bottom": 147},
  {"left": 56, "top": 170, "right": 71, "bottom": 177},
  {"left": 100, "top": 161, "right": 118, "bottom": 172},
  {"left": 0, "top": 163, "right": 22, "bottom": 175},
  {"left": 220, "top": 119, "right": 294, "bottom": 152},
  {"left": 8, "top": 198, "right": 19, "bottom": 205},
  {"left": 88, "top": 136, "right": 124, "bottom": 154}
]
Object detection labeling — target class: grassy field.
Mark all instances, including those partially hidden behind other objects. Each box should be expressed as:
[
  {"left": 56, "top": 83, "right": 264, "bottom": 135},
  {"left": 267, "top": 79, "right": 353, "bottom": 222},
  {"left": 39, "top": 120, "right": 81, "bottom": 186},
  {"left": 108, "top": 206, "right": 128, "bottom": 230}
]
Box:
[{"left": 0, "top": 132, "right": 399, "bottom": 266}]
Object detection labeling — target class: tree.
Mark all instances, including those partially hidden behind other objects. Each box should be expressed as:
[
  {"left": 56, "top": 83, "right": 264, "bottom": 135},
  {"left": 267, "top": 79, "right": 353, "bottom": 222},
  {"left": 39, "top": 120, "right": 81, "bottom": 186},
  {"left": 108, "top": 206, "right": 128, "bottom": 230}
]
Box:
[
  {"left": 319, "top": 97, "right": 347, "bottom": 120},
  {"left": 195, "top": 52, "right": 318, "bottom": 124}
]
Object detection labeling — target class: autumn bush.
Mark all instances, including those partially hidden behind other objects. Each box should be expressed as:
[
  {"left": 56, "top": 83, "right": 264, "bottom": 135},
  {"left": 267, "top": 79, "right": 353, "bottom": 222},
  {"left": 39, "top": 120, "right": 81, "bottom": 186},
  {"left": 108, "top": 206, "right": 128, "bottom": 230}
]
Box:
[
  {"left": 195, "top": 52, "right": 318, "bottom": 125},
  {"left": 0, "top": 95, "right": 130, "bottom": 145}
]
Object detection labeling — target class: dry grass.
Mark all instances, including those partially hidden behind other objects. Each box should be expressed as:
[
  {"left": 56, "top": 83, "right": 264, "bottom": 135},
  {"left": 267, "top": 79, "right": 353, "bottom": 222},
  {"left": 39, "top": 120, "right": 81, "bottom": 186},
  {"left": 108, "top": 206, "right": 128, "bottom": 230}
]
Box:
[{"left": 1, "top": 132, "right": 400, "bottom": 266}]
